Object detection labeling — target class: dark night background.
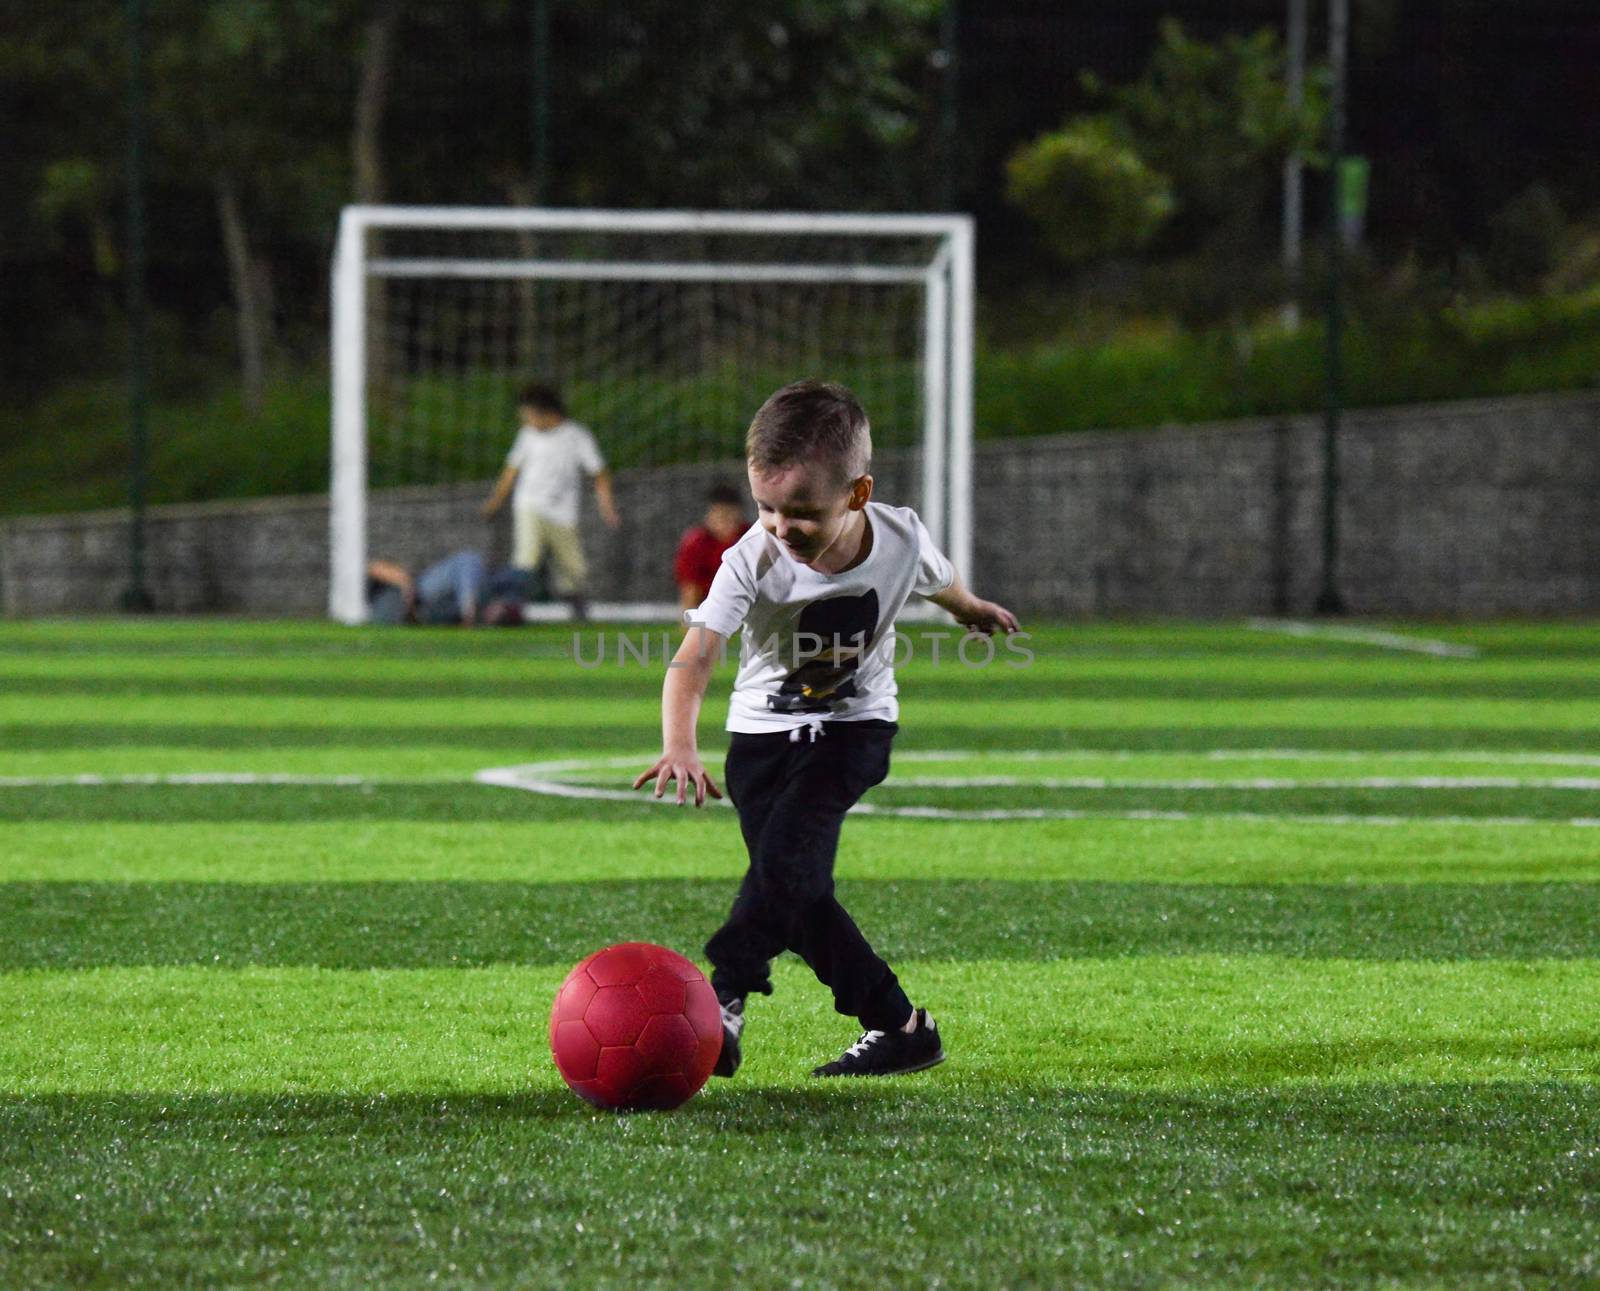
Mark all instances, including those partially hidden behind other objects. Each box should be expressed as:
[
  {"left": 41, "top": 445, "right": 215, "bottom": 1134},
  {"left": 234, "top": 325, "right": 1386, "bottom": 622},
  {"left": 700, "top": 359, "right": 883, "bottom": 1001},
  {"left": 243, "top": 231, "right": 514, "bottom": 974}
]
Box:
[
  {"left": 3, "top": 0, "right": 1597, "bottom": 511},
  {"left": 957, "top": 0, "right": 1600, "bottom": 263}
]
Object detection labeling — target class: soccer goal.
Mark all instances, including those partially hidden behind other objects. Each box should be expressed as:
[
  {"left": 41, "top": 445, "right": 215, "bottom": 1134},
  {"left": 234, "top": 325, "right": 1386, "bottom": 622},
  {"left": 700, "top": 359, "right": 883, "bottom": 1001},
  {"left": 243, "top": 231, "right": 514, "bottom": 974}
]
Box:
[{"left": 329, "top": 207, "right": 973, "bottom": 624}]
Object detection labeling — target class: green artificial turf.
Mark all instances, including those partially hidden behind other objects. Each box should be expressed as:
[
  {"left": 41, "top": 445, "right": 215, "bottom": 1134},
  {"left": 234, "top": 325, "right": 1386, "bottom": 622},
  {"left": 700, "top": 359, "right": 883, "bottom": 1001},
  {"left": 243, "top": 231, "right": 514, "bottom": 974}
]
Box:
[
  {"left": 5, "top": 880, "right": 1600, "bottom": 968},
  {"left": 1, "top": 618, "right": 1597, "bottom": 1288}
]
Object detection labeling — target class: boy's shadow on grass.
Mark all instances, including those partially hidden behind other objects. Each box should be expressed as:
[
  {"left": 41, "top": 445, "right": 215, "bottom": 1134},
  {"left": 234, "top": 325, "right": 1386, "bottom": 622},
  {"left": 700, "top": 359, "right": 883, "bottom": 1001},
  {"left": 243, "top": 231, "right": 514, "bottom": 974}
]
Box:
[
  {"left": 8, "top": 1079, "right": 1600, "bottom": 1150},
  {"left": 492, "top": 1083, "right": 945, "bottom": 1128},
  {"left": 0, "top": 1085, "right": 962, "bottom": 1137}
]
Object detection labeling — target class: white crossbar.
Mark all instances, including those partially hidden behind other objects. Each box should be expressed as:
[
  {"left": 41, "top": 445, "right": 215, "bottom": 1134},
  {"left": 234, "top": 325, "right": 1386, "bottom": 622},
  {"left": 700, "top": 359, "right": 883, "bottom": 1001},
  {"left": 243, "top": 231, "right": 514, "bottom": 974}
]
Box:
[
  {"left": 348, "top": 205, "right": 968, "bottom": 238},
  {"left": 367, "top": 258, "right": 930, "bottom": 284}
]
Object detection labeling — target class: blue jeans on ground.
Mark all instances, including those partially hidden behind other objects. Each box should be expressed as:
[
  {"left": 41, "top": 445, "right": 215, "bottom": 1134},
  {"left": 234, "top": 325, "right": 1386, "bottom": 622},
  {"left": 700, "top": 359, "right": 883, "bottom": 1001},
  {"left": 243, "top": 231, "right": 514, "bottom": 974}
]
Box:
[{"left": 416, "top": 550, "right": 486, "bottom": 624}]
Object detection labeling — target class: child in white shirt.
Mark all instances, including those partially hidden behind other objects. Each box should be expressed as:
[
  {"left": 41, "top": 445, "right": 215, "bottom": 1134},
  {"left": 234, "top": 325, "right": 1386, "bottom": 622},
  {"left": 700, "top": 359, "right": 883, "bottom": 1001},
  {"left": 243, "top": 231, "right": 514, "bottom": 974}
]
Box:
[
  {"left": 634, "top": 380, "right": 1020, "bottom": 1078},
  {"left": 483, "top": 383, "right": 619, "bottom": 617}
]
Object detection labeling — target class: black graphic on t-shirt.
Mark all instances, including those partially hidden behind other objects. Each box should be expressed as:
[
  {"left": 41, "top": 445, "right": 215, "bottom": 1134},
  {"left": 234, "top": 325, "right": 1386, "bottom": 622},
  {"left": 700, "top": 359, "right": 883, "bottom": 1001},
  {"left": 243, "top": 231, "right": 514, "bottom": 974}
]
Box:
[{"left": 767, "top": 590, "right": 881, "bottom": 715}]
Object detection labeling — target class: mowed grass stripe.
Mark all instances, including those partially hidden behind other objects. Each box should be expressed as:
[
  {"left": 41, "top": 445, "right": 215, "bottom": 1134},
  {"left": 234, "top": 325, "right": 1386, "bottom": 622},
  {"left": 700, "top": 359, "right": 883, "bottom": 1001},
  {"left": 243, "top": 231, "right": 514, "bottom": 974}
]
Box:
[
  {"left": 865, "top": 782, "right": 1600, "bottom": 819},
  {"left": 6, "top": 879, "right": 1600, "bottom": 968},
  {"left": 8, "top": 722, "right": 1600, "bottom": 753},
  {"left": 2, "top": 622, "right": 1595, "bottom": 682},
  {"left": 9, "top": 816, "right": 1600, "bottom": 885},
  {"left": 8, "top": 692, "right": 1600, "bottom": 735},
  {"left": 0, "top": 612, "right": 1592, "bottom": 712},
  {"left": 2, "top": 1083, "right": 1597, "bottom": 1290},
  {"left": 2, "top": 958, "right": 1596, "bottom": 1092},
  {"left": 3, "top": 780, "right": 1598, "bottom": 823},
  {"left": 5, "top": 746, "right": 1598, "bottom": 782},
  {"left": 8, "top": 657, "right": 1600, "bottom": 701},
  {"left": 1, "top": 617, "right": 1594, "bottom": 656}
]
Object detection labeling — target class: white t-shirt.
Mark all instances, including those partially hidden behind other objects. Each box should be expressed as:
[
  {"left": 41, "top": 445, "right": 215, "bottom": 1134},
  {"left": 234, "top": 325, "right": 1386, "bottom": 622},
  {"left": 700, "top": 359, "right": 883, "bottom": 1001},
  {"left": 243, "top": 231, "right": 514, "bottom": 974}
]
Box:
[
  {"left": 693, "top": 501, "right": 956, "bottom": 733},
  {"left": 504, "top": 421, "right": 605, "bottom": 526}
]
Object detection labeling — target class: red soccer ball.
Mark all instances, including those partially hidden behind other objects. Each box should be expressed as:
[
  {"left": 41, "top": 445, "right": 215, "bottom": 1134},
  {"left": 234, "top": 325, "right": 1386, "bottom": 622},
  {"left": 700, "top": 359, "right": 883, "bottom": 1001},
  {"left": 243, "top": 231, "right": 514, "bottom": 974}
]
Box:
[{"left": 549, "top": 942, "right": 723, "bottom": 1111}]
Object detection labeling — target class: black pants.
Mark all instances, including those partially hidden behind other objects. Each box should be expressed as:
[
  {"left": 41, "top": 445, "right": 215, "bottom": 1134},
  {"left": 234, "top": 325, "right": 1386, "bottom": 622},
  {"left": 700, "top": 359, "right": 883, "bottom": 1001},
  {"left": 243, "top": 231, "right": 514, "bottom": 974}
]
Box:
[{"left": 705, "top": 718, "right": 912, "bottom": 1032}]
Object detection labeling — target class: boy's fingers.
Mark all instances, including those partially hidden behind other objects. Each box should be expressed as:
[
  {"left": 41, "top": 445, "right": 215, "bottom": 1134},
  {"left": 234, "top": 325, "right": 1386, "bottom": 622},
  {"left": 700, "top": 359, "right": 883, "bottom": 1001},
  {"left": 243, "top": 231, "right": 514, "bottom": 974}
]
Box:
[
  {"left": 675, "top": 769, "right": 688, "bottom": 805},
  {"left": 706, "top": 777, "right": 724, "bottom": 800},
  {"left": 654, "top": 766, "right": 670, "bottom": 799},
  {"left": 632, "top": 765, "right": 656, "bottom": 790}
]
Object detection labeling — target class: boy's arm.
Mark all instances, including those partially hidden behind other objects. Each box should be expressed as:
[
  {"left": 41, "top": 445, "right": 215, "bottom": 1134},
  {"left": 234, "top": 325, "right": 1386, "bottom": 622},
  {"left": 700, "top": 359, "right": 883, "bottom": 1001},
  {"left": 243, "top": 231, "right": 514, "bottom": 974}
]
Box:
[
  {"left": 927, "top": 574, "right": 1021, "bottom": 636},
  {"left": 366, "top": 559, "right": 412, "bottom": 593},
  {"left": 593, "top": 469, "right": 620, "bottom": 528},
  {"left": 366, "top": 560, "right": 416, "bottom": 610},
  {"left": 632, "top": 625, "right": 726, "bottom": 806},
  {"left": 482, "top": 465, "right": 518, "bottom": 517}
]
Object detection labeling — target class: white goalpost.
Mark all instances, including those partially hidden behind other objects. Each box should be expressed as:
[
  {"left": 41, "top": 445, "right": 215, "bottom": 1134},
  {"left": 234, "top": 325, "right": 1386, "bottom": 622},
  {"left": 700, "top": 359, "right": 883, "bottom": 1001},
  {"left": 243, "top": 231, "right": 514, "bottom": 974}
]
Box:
[{"left": 329, "top": 207, "right": 974, "bottom": 624}]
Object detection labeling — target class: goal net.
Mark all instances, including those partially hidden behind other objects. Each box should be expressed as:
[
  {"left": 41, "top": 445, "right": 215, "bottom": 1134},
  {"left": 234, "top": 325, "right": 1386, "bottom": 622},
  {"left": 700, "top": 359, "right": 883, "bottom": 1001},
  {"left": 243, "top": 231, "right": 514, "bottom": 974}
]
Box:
[{"left": 329, "top": 208, "right": 973, "bottom": 623}]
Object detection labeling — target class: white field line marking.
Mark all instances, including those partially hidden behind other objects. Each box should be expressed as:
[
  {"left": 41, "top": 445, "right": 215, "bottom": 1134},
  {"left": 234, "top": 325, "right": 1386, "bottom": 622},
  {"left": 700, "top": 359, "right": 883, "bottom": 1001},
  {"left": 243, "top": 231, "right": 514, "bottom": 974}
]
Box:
[
  {"left": 473, "top": 757, "right": 1600, "bottom": 828},
  {"left": 1193, "top": 749, "right": 1600, "bottom": 766},
  {"left": 895, "top": 750, "right": 1600, "bottom": 766},
  {"left": 536, "top": 754, "right": 1600, "bottom": 791},
  {"left": 0, "top": 773, "right": 379, "bottom": 787},
  {"left": 880, "top": 776, "right": 1600, "bottom": 791},
  {"left": 852, "top": 806, "right": 1600, "bottom": 827},
  {"left": 533, "top": 749, "right": 1600, "bottom": 768},
  {"left": 1247, "top": 617, "right": 1481, "bottom": 658},
  {"left": 11, "top": 759, "right": 1594, "bottom": 826},
  {"left": 0, "top": 777, "right": 464, "bottom": 787},
  {"left": 552, "top": 769, "right": 1600, "bottom": 791}
]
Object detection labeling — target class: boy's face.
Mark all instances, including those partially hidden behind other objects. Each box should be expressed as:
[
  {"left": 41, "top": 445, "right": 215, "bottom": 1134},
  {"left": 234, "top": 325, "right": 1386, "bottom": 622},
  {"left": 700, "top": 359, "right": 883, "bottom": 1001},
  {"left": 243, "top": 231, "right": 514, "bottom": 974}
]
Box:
[
  {"left": 748, "top": 459, "right": 870, "bottom": 567},
  {"left": 705, "top": 502, "right": 745, "bottom": 540},
  {"left": 520, "top": 405, "right": 562, "bottom": 430}
]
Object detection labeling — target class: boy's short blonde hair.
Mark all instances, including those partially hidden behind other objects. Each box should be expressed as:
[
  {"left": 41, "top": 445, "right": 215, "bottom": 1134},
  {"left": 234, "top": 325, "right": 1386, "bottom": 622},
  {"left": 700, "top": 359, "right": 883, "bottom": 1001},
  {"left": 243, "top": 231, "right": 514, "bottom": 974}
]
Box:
[{"left": 745, "top": 380, "right": 871, "bottom": 488}]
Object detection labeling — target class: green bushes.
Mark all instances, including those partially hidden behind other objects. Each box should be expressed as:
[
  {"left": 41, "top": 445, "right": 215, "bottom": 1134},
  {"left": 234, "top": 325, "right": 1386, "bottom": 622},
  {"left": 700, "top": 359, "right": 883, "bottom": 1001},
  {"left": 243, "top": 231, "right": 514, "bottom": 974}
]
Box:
[
  {"left": 977, "top": 289, "right": 1600, "bottom": 438},
  {"left": 0, "top": 373, "right": 332, "bottom": 516},
  {"left": 3, "top": 290, "right": 1597, "bottom": 517}
]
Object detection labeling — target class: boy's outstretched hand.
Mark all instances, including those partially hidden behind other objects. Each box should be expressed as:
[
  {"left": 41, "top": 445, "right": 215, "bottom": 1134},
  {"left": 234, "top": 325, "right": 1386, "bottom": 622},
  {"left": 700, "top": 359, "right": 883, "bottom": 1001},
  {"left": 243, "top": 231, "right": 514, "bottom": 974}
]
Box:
[
  {"left": 953, "top": 598, "right": 1021, "bottom": 637},
  {"left": 928, "top": 577, "right": 1021, "bottom": 637},
  {"left": 633, "top": 750, "right": 724, "bottom": 808}
]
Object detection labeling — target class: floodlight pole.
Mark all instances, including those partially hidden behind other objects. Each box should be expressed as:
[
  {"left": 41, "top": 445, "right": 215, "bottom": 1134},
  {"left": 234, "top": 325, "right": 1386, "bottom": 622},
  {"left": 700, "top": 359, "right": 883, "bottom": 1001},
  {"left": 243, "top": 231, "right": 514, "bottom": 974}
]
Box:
[
  {"left": 936, "top": 0, "right": 959, "bottom": 209},
  {"left": 1280, "top": 0, "right": 1307, "bottom": 330},
  {"left": 1315, "top": 0, "right": 1348, "bottom": 616},
  {"left": 121, "top": 0, "right": 154, "bottom": 612}
]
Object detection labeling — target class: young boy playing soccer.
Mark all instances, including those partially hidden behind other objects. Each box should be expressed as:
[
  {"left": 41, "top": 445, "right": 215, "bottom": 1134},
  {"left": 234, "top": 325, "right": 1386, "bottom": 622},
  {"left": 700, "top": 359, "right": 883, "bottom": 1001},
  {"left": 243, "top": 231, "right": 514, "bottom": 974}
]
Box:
[
  {"left": 633, "top": 380, "right": 1020, "bottom": 1077},
  {"left": 483, "top": 383, "right": 621, "bottom": 619}
]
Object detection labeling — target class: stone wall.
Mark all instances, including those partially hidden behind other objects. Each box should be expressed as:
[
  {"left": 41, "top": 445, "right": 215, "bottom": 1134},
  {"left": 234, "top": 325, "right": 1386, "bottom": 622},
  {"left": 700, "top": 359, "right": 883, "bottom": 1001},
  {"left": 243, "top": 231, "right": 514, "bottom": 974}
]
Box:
[
  {"left": 3, "top": 391, "right": 1596, "bottom": 618},
  {"left": 980, "top": 392, "right": 1599, "bottom": 617}
]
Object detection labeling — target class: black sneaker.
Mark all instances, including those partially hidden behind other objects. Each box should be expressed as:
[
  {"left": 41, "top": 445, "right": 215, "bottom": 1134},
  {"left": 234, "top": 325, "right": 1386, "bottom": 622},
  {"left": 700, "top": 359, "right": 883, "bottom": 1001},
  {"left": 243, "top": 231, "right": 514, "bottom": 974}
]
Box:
[
  {"left": 713, "top": 996, "right": 744, "bottom": 1078},
  {"left": 811, "top": 1009, "right": 945, "bottom": 1077}
]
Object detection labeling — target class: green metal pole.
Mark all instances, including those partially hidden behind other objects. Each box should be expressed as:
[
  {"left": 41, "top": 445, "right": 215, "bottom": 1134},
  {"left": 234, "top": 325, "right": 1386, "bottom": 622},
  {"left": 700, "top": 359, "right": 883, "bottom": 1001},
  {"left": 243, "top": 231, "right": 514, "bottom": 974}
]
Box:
[
  {"left": 936, "top": 0, "right": 958, "bottom": 209},
  {"left": 1315, "top": 0, "right": 1348, "bottom": 615},
  {"left": 1280, "top": 0, "right": 1307, "bottom": 329},
  {"left": 123, "top": 0, "right": 153, "bottom": 612},
  {"left": 530, "top": 0, "right": 550, "bottom": 203},
  {"left": 528, "top": 0, "right": 552, "bottom": 380}
]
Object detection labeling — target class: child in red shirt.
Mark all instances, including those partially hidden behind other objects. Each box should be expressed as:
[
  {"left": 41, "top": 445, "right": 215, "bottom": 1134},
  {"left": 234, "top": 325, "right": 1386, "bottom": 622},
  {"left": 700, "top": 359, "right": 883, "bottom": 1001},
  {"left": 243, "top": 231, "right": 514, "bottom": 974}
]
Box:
[{"left": 673, "top": 483, "right": 748, "bottom": 609}]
